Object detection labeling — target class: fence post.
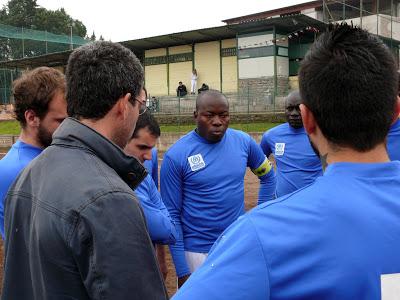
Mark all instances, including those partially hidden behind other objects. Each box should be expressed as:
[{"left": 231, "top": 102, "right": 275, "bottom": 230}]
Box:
[
  {"left": 178, "top": 95, "right": 181, "bottom": 133},
  {"left": 3, "top": 69, "right": 6, "bottom": 105},
  {"left": 22, "top": 27, "right": 25, "bottom": 58},
  {"left": 247, "top": 82, "right": 250, "bottom": 132}
]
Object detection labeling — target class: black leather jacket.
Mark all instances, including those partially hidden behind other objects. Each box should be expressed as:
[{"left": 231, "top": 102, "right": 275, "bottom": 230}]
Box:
[{"left": 2, "top": 118, "right": 168, "bottom": 299}]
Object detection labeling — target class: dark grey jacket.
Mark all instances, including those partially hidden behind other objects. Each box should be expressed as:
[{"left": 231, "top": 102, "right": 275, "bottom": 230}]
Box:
[{"left": 2, "top": 118, "right": 168, "bottom": 299}]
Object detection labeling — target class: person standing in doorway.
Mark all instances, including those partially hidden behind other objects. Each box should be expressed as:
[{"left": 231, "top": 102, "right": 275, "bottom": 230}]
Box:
[{"left": 190, "top": 69, "right": 198, "bottom": 95}]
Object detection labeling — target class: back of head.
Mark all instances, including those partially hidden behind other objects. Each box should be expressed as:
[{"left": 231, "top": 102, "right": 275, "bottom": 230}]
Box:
[
  {"left": 299, "top": 23, "right": 398, "bottom": 151},
  {"left": 66, "top": 41, "right": 143, "bottom": 120},
  {"left": 132, "top": 111, "right": 160, "bottom": 139},
  {"left": 13, "top": 67, "right": 66, "bottom": 127}
]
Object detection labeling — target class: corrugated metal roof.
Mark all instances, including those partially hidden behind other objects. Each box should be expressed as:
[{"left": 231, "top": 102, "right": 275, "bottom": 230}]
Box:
[
  {"left": 121, "top": 14, "right": 325, "bottom": 51},
  {"left": 223, "top": 1, "right": 322, "bottom": 24}
]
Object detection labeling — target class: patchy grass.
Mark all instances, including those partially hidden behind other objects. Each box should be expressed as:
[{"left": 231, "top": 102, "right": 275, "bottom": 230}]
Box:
[
  {"left": 0, "top": 120, "right": 281, "bottom": 135},
  {"left": 0, "top": 120, "right": 20, "bottom": 135}
]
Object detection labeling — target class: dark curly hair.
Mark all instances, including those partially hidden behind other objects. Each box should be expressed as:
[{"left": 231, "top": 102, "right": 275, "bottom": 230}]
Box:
[{"left": 66, "top": 41, "right": 144, "bottom": 120}]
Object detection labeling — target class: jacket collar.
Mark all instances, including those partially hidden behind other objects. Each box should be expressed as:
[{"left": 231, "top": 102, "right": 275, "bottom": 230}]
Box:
[{"left": 52, "top": 117, "right": 147, "bottom": 189}]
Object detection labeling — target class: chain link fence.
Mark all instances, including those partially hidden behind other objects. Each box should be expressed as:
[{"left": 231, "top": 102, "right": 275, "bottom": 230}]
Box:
[{"left": 147, "top": 80, "right": 291, "bottom": 116}]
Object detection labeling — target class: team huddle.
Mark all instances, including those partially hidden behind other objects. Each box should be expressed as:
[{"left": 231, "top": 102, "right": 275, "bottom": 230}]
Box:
[{"left": 0, "top": 23, "right": 399, "bottom": 299}]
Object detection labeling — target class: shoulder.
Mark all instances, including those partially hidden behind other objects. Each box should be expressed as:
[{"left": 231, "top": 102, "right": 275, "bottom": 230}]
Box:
[
  {"left": 225, "top": 128, "right": 251, "bottom": 141},
  {"left": 250, "top": 175, "right": 327, "bottom": 221},
  {"left": 389, "top": 118, "right": 400, "bottom": 135},
  {"left": 265, "top": 123, "right": 288, "bottom": 137},
  {"left": 0, "top": 145, "right": 24, "bottom": 174},
  {"left": 164, "top": 131, "right": 196, "bottom": 158}
]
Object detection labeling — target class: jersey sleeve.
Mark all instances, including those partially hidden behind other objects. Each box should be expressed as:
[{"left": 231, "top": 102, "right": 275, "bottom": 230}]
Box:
[
  {"left": 160, "top": 154, "right": 191, "bottom": 278},
  {"left": 151, "top": 148, "right": 159, "bottom": 188},
  {"left": 172, "top": 215, "right": 270, "bottom": 300},
  {"left": 135, "top": 176, "right": 177, "bottom": 244},
  {"left": 260, "top": 131, "right": 273, "bottom": 157},
  {"left": 247, "top": 137, "right": 276, "bottom": 204}
]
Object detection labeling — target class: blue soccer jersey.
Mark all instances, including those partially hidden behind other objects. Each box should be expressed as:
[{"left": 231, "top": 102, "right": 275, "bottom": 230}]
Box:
[
  {"left": 135, "top": 174, "right": 177, "bottom": 244},
  {"left": 144, "top": 148, "right": 158, "bottom": 187},
  {"left": 387, "top": 118, "right": 400, "bottom": 161},
  {"left": 0, "top": 140, "right": 42, "bottom": 238},
  {"left": 260, "top": 123, "right": 323, "bottom": 197},
  {"left": 160, "top": 128, "right": 276, "bottom": 277},
  {"left": 173, "top": 162, "right": 400, "bottom": 300}
]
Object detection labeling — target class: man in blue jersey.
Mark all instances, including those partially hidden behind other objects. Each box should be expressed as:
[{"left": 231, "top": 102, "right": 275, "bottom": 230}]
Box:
[
  {"left": 260, "top": 91, "right": 322, "bottom": 196},
  {"left": 173, "top": 24, "right": 400, "bottom": 300},
  {"left": 124, "top": 111, "right": 177, "bottom": 279},
  {"left": 161, "top": 89, "right": 276, "bottom": 287},
  {"left": 0, "top": 67, "right": 67, "bottom": 239}
]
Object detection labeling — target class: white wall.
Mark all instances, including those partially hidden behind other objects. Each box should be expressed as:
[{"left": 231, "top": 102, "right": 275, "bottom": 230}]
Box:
[
  {"left": 277, "top": 56, "right": 289, "bottom": 76},
  {"left": 239, "top": 57, "right": 274, "bottom": 78}
]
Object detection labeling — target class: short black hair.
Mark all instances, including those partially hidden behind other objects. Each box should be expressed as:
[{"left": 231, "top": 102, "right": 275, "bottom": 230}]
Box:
[
  {"left": 66, "top": 41, "right": 144, "bottom": 120},
  {"left": 131, "top": 111, "right": 160, "bottom": 139},
  {"left": 299, "top": 23, "right": 398, "bottom": 152}
]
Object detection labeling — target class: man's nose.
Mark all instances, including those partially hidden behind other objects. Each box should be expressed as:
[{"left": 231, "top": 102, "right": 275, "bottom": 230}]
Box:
[
  {"left": 143, "top": 150, "right": 152, "bottom": 161},
  {"left": 212, "top": 116, "right": 223, "bottom": 126}
]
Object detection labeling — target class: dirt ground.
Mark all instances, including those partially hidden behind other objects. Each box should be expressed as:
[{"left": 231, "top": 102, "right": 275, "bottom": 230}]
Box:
[{"left": 0, "top": 153, "right": 261, "bottom": 298}]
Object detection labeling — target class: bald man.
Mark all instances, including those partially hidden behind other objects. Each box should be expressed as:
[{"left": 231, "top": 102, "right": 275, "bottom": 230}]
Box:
[
  {"left": 260, "top": 91, "right": 323, "bottom": 197},
  {"left": 160, "top": 90, "right": 276, "bottom": 287}
]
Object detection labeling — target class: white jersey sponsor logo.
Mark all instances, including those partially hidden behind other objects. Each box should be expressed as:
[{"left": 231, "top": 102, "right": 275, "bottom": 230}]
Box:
[
  {"left": 381, "top": 273, "right": 400, "bottom": 300},
  {"left": 275, "top": 143, "right": 285, "bottom": 156},
  {"left": 188, "top": 154, "right": 206, "bottom": 171}
]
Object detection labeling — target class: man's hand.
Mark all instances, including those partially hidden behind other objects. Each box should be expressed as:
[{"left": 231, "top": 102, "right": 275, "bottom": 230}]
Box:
[
  {"left": 156, "top": 245, "right": 168, "bottom": 281},
  {"left": 178, "top": 274, "right": 191, "bottom": 288}
]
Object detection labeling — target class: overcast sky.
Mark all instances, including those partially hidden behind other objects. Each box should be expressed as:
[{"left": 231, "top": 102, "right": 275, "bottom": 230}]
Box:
[{"left": 0, "top": 0, "right": 307, "bottom": 42}]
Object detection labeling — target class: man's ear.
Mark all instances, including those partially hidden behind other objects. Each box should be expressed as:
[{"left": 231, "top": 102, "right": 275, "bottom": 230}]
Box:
[
  {"left": 24, "top": 110, "right": 40, "bottom": 128},
  {"left": 193, "top": 110, "right": 198, "bottom": 120},
  {"left": 300, "top": 104, "right": 317, "bottom": 135},
  {"left": 116, "top": 93, "right": 131, "bottom": 119}
]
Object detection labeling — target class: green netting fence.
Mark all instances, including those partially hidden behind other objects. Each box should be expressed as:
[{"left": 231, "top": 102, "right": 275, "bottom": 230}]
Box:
[
  {"left": 0, "top": 23, "right": 89, "bottom": 104},
  {"left": 0, "top": 68, "right": 21, "bottom": 105},
  {"left": 0, "top": 22, "right": 88, "bottom": 60}
]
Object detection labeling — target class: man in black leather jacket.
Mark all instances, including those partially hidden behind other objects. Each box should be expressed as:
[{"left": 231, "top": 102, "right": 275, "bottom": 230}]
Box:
[{"left": 2, "top": 42, "right": 168, "bottom": 299}]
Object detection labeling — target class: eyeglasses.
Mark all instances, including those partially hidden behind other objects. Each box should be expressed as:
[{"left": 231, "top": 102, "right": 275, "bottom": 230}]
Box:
[{"left": 129, "top": 94, "right": 147, "bottom": 115}]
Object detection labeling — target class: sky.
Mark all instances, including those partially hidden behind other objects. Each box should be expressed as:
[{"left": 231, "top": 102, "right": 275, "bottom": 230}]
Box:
[{"left": 0, "top": 0, "right": 307, "bottom": 42}]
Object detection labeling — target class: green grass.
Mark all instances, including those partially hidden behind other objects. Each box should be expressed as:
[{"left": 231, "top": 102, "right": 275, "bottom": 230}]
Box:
[
  {"left": 0, "top": 119, "right": 281, "bottom": 135},
  {"left": 0, "top": 120, "right": 20, "bottom": 135},
  {"left": 160, "top": 122, "right": 280, "bottom": 133}
]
